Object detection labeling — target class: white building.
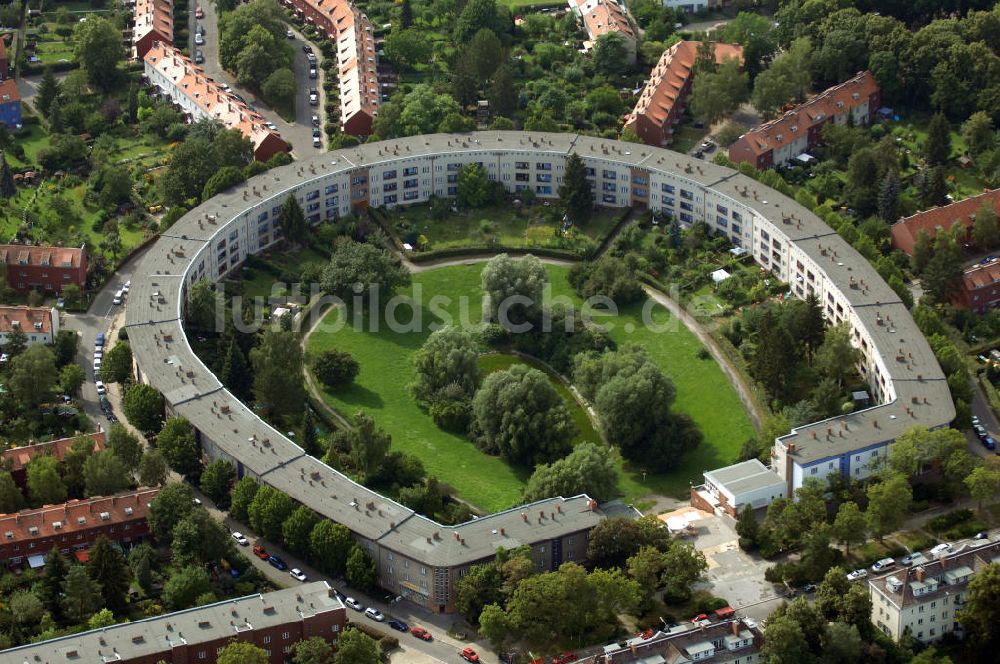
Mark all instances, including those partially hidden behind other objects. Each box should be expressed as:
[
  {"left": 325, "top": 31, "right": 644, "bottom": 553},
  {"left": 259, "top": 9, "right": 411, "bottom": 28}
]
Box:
[
  {"left": 0, "top": 306, "right": 59, "bottom": 347},
  {"left": 869, "top": 540, "right": 1000, "bottom": 644},
  {"left": 696, "top": 460, "right": 787, "bottom": 517}
]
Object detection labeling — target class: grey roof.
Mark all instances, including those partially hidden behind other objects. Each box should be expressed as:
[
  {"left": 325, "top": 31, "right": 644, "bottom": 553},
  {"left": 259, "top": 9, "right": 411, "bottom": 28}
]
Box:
[
  {"left": 125, "top": 131, "right": 953, "bottom": 570},
  {"left": 704, "top": 460, "right": 785, "bottom": 496},
  {"left": 0, "top": 582, "right": 343, "bottom": 664},
  {"left": 869, "top": 540, "right": 1000, "bottom": 610}
]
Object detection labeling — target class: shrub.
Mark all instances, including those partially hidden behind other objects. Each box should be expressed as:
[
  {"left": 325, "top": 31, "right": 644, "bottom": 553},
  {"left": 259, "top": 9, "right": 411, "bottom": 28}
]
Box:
[
  {"left": 927, "top": 509, "right": 974, "bottom": 534},
  {"left": 312, "top": 350, "right": 360, "bottom": 388},
  {"left": 429, "top": 398, "right": 471, "bottom": 433}
]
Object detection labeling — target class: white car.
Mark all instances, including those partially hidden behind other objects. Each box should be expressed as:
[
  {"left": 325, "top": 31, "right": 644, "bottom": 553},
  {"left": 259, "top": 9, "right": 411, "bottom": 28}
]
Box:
[
  {"left": 264, "top": 121, "right": 277, "bottom": 131},
  {"left": 871, "top": 557, "right": 895, "bottom": 572},
  {"left": 364, "top": 607, "right": 385, "bottom": 622},
  {"left": 94, "top": 350, "right": 103, "bottom": 360},
  {"left": 313, "top": 136, "right": 321, "bottom": 148},
  {"left": 231, "top": 532, "right": 249, "bottom": 546},
  {"left": 846, "top": 568, "right": 868, "bottom": 582},
  {"left": 222, "top": 84, "right": 232, "bottom": 93},
  {"left": 930, "top": 543, "right": 953, "bottom": 557},
  {"left": 289, "top": 568, "right": 307, "bottom": 582},
  {"left": 344, "top": 597, "right": 364, "bottom": 611},
  {"left": 113, "top": 289, "right": 124, "bottom": 305},
  {"left": 95, "top": 380, "right": 106, "bottom": 395},
  {"left": 93, "top": 358, "right": 102, "bottom": 372},
  {"left": 286, "top": 29, "right": 294, "bottom": 39},
  {"left": 195, "top": 33, "right": 205, "bottom": 45}
]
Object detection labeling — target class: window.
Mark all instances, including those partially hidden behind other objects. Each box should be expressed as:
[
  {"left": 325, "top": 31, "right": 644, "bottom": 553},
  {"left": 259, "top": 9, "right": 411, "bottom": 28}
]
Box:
[
  {"left": 717, "top": 204, "right": 728, "bottom": 214},
  {"left": 446, "top": 163, "right": 461, "bottom": 172},
  {"left": 447, "top": 174, "right": 458, "bottom": 184},
  {"left": 536, "top": 185, "right": 552, "bottom": 195},
  {"left": 632, "top": 175, "right": 648, "bottom": 185},
  {"left": 404, "top": 191, "right": 419, "bottom": 201},
  {"left": 603, "top": 193, "right": 616, "bottom": 204},
  {"left": 257, "top": 211, "right": 268, "bottom": 222},
  {"left": 717, "top": 216, "right": 728, "bottom": 227},
  {"left": 732, "top": 223, "right": 742, "bottom": 235},
  {"left": 384, "top": 194, "right": 398, "bottom": 204},
  {"left": 326, "top": 196, "right": 339, "bottom": 207},
  {"left": 404, "top": 178, "right": 418, "bottom": 189},
  {"left": 403, "top": 166, "right": 418, "bottom": 176},
  {"left": 515, "top": 161, "right": 529, "bottom": 169},
  {"left": 536, "top": 162, "right": 551, "bottom": 171},
  {"left": 662, "top": 196, "right": 675, "bottom": 206},
  {"left": 536, "top": 173, "right": 552, "bottom": 183},
  {"left": 603, "top": 169, "right": 617, "bottom": 179},
  {"left": 384, "top": 183, "right": 398, "bottom": 192},
  {"left": 680, "top": 212, "right": 693, "bottom": 223},
  {"left": 810, "top": 468, "right": 818, "bottom": 475},
  {"left": 680, "top": 202, "right": 694, "bottom": 212},
  {"left": 382, "top": 170, "right": 397, "bottom": 180},
  {"left": 325, "top": 184, "right": 339, "bottom": 194},
  {"left": 263, "top": 636, "right": 271, "bottom": 644},
  {"left": 680, "top": 189, "right": 693, "bottom": 200},
  {"left": 662, "top": 183, "right": 675, "bottom": 193},
  {"left": 351, "top": 175, "right": 368, "bottom": 185},
  {"left": 199, "top": 652, "right": 206, "bottom": 660},
  {"left": 307, "top": 202, "right": 320, "bottom": 213}
]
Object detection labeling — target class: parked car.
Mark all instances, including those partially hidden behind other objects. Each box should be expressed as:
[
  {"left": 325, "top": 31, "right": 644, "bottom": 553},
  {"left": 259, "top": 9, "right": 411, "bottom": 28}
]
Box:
[
  {"left": 984, "top": 435, "right": 996, "bottom": 450},
  {"left": 113, "top": 289, "right": 124, "bottom": 305},
  {"left": 196, "top": 24, "right": 204, "bottom": 35},
  {"left": 194, "top": 50, "right": 204, "bottom": 64},
  {"left": 95, "top": 380, "right": 106, "bottom": 395},
  {"left": 96, "top": 332, "right": 105, "bottom": 348},
  {"left": 231, "top": 532, "right": 249, "bottom": 546},
  {"left": 309, "top": 88, "right": 318, "bottom": 106},
  {"left": 364, "top": 607, "right": 385, "bottom": 622},
  {"left": 552, "top": 654, "right": 579, "bottom": 664},
  {"left": 930, "top": 543, "right": 953, "bottom": 557},
  {"left": 700, "top": 140, "right": 716, "bottom": 152},
  {"left": 312, "top": 127, "right": 321, "bottom": 138},
  {"left": 846, "top": 568, "right": 868, "bottom": 581},
  {"left": 309, "top": 68, "right": 317, "bottom": 79},
  {"left": 690, "top": 613, "right": 708, "bottom": 623},
  {"left": 123, "top": 280, "right": 130, "bottom": 294},
  {"left": 344, "top": 597, "right": 363, "bottom": 611},
  {"left": 975, "top": 424, "right": 988, "bottom": 439},
  {"left": 94, "top": 349, "right": 103, "bottom": 360},
  {"left": 264, "top": 121, "right": 278, "bottom": 131},
  {"left": 302, "top": 44, "right": 313, "bottom": 53},
  {"left": 195, "top": 33, "right": 204, "bottom": 45},
  {"left": 289, "top": 568, "right": 307, "bottom": 581},
  {"left": 313, "top": 136, "right": 321, "bottom": 148},
  {"left": 410, "top": 625, "right": 432, "bottom": 641},
  {"left": 461, "top": 647, "right": 481, "bottom": 662},
  {"left": 311, "top": 114, "right": 320, "bottom": 126},
  {"left": 974, "top": 531, "right": 990, "bottom": 540},
  {"left": 195, "top": 6, "right": 204, "bottom": 18},
  {"left": 972, "top": 415, "right": 981, "bottom": 427},
  {"left": 387, "top": 618, "right": 408, "bottom": 632},
  {"left": 802, "top": 584, "right": 817, "bottom": 593},
  {"left": 221, "top": 84, "right": 232, "bottom": 93},
  {"left": 93, "top": 358, "right": 102, "bottom": 372},
  {"left": 267, "top": 555, "right": 288, "bottom": 570},
  {"left": 871, "top": 558, "right": 895, "bottom": 572},
  {"left": 252, "top": 545, "right": 269, "bottom": 560},
  {"left": 286, "top": 29, "right": 294, "bottom": 39}
]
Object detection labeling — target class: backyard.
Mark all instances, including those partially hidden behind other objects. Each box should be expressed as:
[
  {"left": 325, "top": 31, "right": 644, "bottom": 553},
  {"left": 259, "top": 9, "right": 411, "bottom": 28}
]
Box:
[
  {"left": 389, "top": 203, "right": 624, "bottom": 255},
  {"left": 306, "top": 263, "right": 754, "bottom": 512}
]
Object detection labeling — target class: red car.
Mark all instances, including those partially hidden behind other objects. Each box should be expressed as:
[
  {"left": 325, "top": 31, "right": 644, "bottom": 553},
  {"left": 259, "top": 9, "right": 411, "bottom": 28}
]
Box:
[
  {"left": 460, "top": 647, "right": 480, "bottom": 662},
  {"left": 553, "top": 654, "right": 578, "bottom": 664},
  {"left": 410, "top": 626, "right": 433, "bottom": 641},
  {"left": 195, "top": 6, "right": 204, "bottom": 18},
  {"left": 691, "top": 613, "right": 708, "bottom": 623},
  {"left": 252, "top": 545, "right": 269, "bottom": 560}
]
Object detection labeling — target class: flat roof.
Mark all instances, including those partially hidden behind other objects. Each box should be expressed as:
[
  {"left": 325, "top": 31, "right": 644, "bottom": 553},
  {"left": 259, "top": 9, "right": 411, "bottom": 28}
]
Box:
[
  {"left": 126, "top": 131, "right": 953, "bottom": 568},
  {"left": 704, "top": 460, "right": 784, "bottom": 496}
]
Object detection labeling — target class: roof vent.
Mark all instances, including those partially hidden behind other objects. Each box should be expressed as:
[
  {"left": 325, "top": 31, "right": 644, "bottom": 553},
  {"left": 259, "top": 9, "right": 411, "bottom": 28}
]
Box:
[
  {"left": 52, "top": 521, "right": 62, "bottom": 530},
  {"left": 124, "top": 507, "right": 134, "bottom": 516},
  {"left": 100, "top": 512, "right": 111, "bottom": 521},
  {"left": 28, "top": 526, "right": 38, "bottom": 535}
]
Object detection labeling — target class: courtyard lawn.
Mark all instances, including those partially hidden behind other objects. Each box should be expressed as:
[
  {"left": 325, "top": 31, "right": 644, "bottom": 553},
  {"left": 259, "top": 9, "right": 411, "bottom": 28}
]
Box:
[
  {"left": 391, "top": 203, "right": 622, "bottom": 253},
  {"left": 306, "top": 264, "right": 754, "bottom": 511}
]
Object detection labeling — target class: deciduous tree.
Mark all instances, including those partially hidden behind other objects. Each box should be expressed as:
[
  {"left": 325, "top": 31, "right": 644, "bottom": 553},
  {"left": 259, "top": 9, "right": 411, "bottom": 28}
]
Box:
[
  {"left": 27, "top": 455, "right": 67, "bottom": 507},
  {"left": 282, "top": 506, "right": 319, "bottom": 555},
  {"left": 333, "top": 628, "right": 380, "bottom": 664},
  {"left": 248, "top": 485, "right": 295, "bottom": 542},
  {"left": 200, "top": 459, "right": 236, "bottom": 507},
  {"left": 312, "top": 349, "right": 360, "bottom": 389},
  {"left": 156, "top": 416, "right": 202, "bottom": 477},
  {"left": 481, "top": 254, "right": 547, "bottom": 327},
  {"left": 251, "top": 329, "right": 306, "bottom": 420},
  {"left": 346, "top": 543, "right": 377, "bottom": 591},
  {"left": 108, "top": 424, "right": 143, "bottom": 474},
  {"left": 61, "top": 564, "right": 102, "bottom": 623},
  {"left": 89, "top": 536, "right": 131, "bottom": 615},
  {"left": 83, "top": 450, "right": 130, "bottom": 497},
  {"left": 320, "top": 239, "right": 411, "bottom": 309},
  {"left": 558, "top": 153, "right": 593, "bottom": 225},
  {"left": 148, "top": 482, "right": 195, "bottom": 542},
  {"left": 73, "top": 16, "right": 123, "bottom": 91},
  {"left": 522, "top": 441, "right": 619, "bottom": 503},
  {"left": 866, "top": 471, "right": 912, "bottom": 541},
  {"left": 122, "top": 383, "right": 165, "bottom": 434},
  {"left": 310, "top": 520, "right": 354, "bottom": 576}
]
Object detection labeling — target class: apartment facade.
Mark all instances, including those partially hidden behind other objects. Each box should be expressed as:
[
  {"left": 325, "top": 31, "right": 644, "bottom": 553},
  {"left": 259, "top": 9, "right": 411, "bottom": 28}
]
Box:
[
  {"left": 626, "top": 41, "right": 744, "bottom": 148},
  {"left": 869, "top": 540, "right": 1000, "bottom": 644},
  {"left": 568, "top": 0, "right": 637, "bottom": 63},
  {"left": 0, "top": 487, "right": 159, "bottom": 565},
  {"left": 729, "top": 71, "right": 881, "bottom": 169},
  {"left": 592, "top": 617, "right": 763, "bottom": 664},
  {"left": 0, "top": 581, "right": 346, "bottom": 664},
  {"left": 143, "top": 42, "right": 288, "bottom": 161},
  {"left": 283, "top": 0, "right": 379, "bottom": 136},
  {"left": 890, "top": 187, "right": 1000, "bottom": 255},
  {"left": 0, "top": 244, "right": 87, "bottom": 294},
  {"left": 0, "top": 305, "right": 60, "bottom": 347},
  {"left": 132, "top": 0, "right": 174, "bottom": 59},
  {"left": 126, "top": 132, "right": 952, "bottom": 614},
  {"left": 0, "top": 432, "right": 105, "bottom": 490}
]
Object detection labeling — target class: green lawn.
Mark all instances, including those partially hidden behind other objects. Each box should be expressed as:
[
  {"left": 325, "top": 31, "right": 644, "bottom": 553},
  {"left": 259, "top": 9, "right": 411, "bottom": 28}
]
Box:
[
  {"left": 391, "top": 204, "right": 621, "bottom": 253},
  {"left": 306, "top": 263, "right": 753, "bottom": 511}
]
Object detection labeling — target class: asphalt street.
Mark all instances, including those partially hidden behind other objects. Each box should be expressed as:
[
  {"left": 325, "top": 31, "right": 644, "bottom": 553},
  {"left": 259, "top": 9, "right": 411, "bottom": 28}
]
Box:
[
  {"left": 193, "top": 2, "right": 325, "bottom": 156},
  {"left": 14, "top": 70, "right": 71, "bottom": 108}
]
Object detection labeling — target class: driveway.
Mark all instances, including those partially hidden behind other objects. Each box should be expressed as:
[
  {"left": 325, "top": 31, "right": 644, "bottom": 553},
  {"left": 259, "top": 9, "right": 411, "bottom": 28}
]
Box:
[
  {"left": 14, "top": 70, "right": 71, "bottom": 107},
  {"left": 193, "top": 2, "right": 322, "bottom": 156}
]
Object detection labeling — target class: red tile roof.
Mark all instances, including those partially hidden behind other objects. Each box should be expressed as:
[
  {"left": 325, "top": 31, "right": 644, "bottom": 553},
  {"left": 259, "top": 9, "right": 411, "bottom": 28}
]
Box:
[
  {"left": 0, "top": 79, "right": 19, "bottom": 104},
  {"left": 143, "top": 42, "right": 287, "bottom": 160},
  {"left": 0, "top": 306, "right": 56, "bottom": 336},
  {"left": 0, "top": 432, "right": 106, "bottom": 473},
  {"left": 962, "top": 260, "right": 1000, "bottom": 292},
  {"left": 890, "top": 188, "right": 1000, "bottom": 254},
  {"left": 572, "top": 0, "right": 636, "bottom": 44},
  {"left": 133, "top": 0, "right": 174, "bottom": 54},
  {"left": 627, "top": 41, "right": 744, "bottom": 127},
  {"left": 0, "top": 486, "right": 159, "bottom": 543},
  {"left": 730, "top": 71, "right": 879, "bottom": 160},
  {"left": 285, "top": 0, "right": 379, "bottom": 133},
  {"left": 0, "top": 244, "right": 83, "bottom": 268}
]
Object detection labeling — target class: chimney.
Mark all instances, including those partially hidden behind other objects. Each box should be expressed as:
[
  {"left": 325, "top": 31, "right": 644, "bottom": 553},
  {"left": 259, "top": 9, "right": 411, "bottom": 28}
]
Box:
[
  {"left": 915, "top": 566, "right": 926, "bottom": 582},
  {"left": 731, "top": 620, "right": 741, "bottom": 636}
]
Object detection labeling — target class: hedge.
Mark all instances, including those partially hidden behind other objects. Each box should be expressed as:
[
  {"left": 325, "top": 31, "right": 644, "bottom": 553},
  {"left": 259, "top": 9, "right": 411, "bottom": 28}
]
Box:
[{"left": 407, "top": 245, "right": 582, "bottom": 264}]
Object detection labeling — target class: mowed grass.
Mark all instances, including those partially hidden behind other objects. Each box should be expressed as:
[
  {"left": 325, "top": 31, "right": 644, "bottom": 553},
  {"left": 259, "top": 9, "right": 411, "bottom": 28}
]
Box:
[{"left": 307, "top": 264, "right": 753, "bottom": 511}]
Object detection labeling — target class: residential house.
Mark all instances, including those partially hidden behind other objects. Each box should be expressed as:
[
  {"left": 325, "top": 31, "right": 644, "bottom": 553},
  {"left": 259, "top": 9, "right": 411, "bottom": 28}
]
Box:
[
  {"left": 0, "top": 432, "right": 106, "bottom": 491},
  {"left": 568, "top": 0, "right": 637, "bottom": 64},
  {"left": 889, "top": 187, "right": 1000, "bottom": 255},
  {"left": 143, "top": 42, "right": 288, "bottom": 161},
  {"left": 0, "top": 244, "right": 87, "bottom": 294},
  {"left": 625, "top": 41, "right": 744, "bottom": 148},
  {"left": 0, "top": 581, "right": 346, "bottom": 664},
  {"left": 283, "top": 0, "right": 380, "bottom": 136},
  {"left": 0, "top": 306, "right": 60, "bottom": 348},
  {"left": 0, "top": 78, "right": 21, "bottom": 129},
  {"left": 132, "top": 0, "right": 174, "bottom": 59},
  {"left": 0, "top": 487, "right": 160, "bottom": 566},
  {"left": 729, "top": 71, "right": 881, "bottom": 169}
]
